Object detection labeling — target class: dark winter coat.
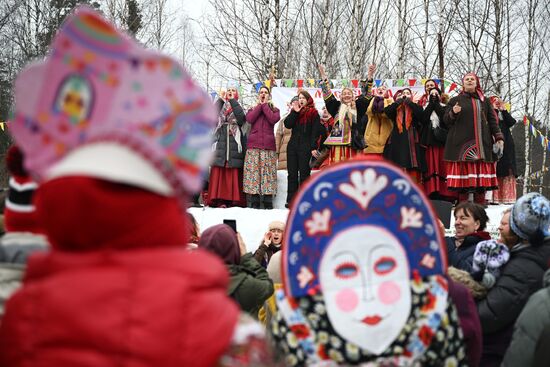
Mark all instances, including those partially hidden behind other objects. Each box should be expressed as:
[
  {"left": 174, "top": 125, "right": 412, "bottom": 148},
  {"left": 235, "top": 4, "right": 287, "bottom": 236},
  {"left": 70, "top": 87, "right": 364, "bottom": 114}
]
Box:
[
  {"left": 246, "top": 103, "right": 280, "bottom": 151},
  {"left": 383, "top": 98, "right": 426, "bottom": 171},
  {"left": 534, "top": 323, "right": 550, "bottom": 367},
  {"left": 448, "top": 278, "right": 482, "bottom": 367},
  {"left": 443, "top": 93, "right": 503, "bottom": 162},
  {"left": 284, "top": 109, "right": 322, "bottom": 152},
  {"left": 228, "top": 253, "right": 274, "bottom": 317},
  {"left": 494, "top": 109, "right": 518, "bottom": 177},
  {"left": 502, "top": 268, "right": 550, "bottom": 367},
  {"left": 421, "top": 98, "right": 447, "bottom": 147},
  {"left": 446, "top": 232, "right": 491, "bottom": 274},
  {"left": 477, "top": 239, "right": 550, "bottom": 367},
  {"left": 253, "top": 242, "right": 281, "bottom": 268},
  {"left": 212, "top": 99, "right": 247, "bottom": 168}
]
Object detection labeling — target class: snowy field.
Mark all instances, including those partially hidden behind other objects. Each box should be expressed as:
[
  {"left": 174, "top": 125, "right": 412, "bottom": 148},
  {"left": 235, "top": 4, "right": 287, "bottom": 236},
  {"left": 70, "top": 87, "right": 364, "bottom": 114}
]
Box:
[{"left": 189, "top": 171, "right": 511, "bottom": 252}]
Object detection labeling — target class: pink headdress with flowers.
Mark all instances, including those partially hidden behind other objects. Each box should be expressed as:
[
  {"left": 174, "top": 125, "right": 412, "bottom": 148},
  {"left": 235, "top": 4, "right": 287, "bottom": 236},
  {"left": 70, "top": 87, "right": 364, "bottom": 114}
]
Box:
[{"left": 9, "top": 6, "right": 216, "bottom": 203}]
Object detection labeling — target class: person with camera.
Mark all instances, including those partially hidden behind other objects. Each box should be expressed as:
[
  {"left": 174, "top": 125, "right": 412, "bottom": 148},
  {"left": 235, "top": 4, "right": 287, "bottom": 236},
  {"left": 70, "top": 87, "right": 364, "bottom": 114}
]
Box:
[
  {"left": 383, "top": 88, "right": 426, "bottom": 183},
  {"left": 199, "top": 224, "right": 274, "bottom": 318}
]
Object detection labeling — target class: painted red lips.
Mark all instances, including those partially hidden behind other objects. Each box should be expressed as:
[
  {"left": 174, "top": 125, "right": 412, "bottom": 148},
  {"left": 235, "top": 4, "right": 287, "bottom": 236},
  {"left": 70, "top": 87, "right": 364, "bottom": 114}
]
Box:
[{"left": 362, "top": 315, "right": 382, "bottom": 325}]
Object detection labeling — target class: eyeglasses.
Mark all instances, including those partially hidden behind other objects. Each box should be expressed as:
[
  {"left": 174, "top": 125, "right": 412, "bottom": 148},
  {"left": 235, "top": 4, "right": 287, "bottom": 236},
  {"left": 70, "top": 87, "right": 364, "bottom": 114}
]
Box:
[{"left": 270, "top": 229, "right": 283, "bottom": 233}]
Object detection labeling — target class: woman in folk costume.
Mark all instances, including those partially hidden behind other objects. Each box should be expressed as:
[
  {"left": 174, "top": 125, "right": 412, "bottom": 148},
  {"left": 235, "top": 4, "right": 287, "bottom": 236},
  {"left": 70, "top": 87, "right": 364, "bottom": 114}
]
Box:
[
  {"left": 383, "top": 88, "right": 426, "bottom": 183},
  {"left": 421, "top": 85, "right": 457, "bottom": 201},
  {"left": 317, "top": 64, "right": 374, "bottom": 165},
  {"left": 443, "top": 73, "right": 504, "bottom": 203},
  {"left": 244, "top": 84, "right": 280, "bottom": 209},
  {"left": 417, "top": 79, "right": 439, "bottom": 108},
  {"left": 270, "top": 157, "right": 467, "bottom": 366},
  {"left": 209, "top": 83, "right": 247, "bottom": 207},
  {"left": 0, "top": 7, "right": 276, "bottom": 366},
  {"left": 364, "top": 84, "right": 394, "bottom": 157},
  {"left": 489, "top": 96, "right": 517, "bottom": 204},
  {"left": 284, "top": 90, "right": 322, "bottom": 207}
]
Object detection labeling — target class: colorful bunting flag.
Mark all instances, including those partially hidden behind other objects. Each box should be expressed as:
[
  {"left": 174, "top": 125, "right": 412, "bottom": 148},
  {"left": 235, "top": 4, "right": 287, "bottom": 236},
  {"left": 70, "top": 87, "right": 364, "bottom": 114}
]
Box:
[
  {"left": 341, "top": 79, "right": 349, "bottom": 87},
  {"left": 374, "top": 79, "right": 382, "bottom": 87},
  {"left": 523, "top": 116, "right": 528, "bottom": 126},
  {"left": 210, "top": 92, "right": 217, "bottom": 101},
  {"left": 254, "top": 82, "right": 263, "bottom": 92},
  {"left": 275, "top": 79, "right": 282, "bottom": 87},
  {"left": 264, "top": 80, "right": 271, "bottom": 88},
  {"left": 308, "top": 79, "right": 315, "bottom": 87},
  {"left": 421, "top": 79, "right": 427, "bottom": 85},
  {"left": 449, "top": 83, "right": 458, "bottom": 92},
  {"left": 434, "top": 79, "right": 441, "bottom": 85},
  {"left": 297, "top": 79, "right": 304, "bottom": 88},
  {"left": 396, "top": 79, "right": 405, "bottom": 87},
  {"left": 284, "top": 79, "right": 293, "bottom": 87},
  {"left": 408, "top": 79, "right": 417, "bottom": 87},
  {"left": 351, "top": 79, "right": 358, "bottom": 88}
]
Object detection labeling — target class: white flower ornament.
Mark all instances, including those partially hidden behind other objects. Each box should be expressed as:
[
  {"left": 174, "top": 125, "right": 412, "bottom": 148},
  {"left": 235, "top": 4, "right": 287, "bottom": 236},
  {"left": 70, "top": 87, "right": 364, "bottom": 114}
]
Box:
[
  {"left": 305, "top": 209, "right": 331, "bottom": 236},
  {"left": 400, "top": 206, "right": 423, "bottom": 229},
  {"left": 338, "top": 169, "right": 388, "bottom": 209}
]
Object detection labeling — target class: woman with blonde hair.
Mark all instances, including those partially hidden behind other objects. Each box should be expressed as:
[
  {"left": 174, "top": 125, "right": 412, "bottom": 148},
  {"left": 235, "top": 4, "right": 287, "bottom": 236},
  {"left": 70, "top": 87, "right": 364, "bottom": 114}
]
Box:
[{"left": 317, "top": 64, "right": 375, "bottom": 164}]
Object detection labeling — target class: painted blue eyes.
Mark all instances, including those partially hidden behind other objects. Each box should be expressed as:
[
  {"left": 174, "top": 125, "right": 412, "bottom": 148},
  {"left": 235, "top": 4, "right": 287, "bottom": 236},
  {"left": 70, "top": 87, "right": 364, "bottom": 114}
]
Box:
[{"left": 335, "top": 263, "right": 358, "bottom": 279}]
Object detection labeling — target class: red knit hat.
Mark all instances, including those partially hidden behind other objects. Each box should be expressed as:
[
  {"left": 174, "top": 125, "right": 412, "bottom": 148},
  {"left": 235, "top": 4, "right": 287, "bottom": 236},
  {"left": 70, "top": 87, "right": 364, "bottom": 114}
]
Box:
[{"left": 4, "top": 145, "right": 44, "bottom": 234}]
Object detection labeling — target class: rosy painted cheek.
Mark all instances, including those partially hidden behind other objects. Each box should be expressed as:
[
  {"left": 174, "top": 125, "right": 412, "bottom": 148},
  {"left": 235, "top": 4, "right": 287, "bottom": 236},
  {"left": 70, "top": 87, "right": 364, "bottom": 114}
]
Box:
[
  {"left": 335, "top": 288, "right": 359, "bottom": 312},
  {"left": 378, "top": 281, "right": 401, "bottom": 304}
]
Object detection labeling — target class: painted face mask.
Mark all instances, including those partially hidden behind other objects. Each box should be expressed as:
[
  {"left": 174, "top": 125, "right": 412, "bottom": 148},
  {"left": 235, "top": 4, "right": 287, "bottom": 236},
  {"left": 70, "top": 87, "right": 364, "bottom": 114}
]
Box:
[
  {"left": 274, "top": 157, "right": 454, "bottom": 365},
  {"left": 320, "top": 226, "right": 411, "bottom": 353}
]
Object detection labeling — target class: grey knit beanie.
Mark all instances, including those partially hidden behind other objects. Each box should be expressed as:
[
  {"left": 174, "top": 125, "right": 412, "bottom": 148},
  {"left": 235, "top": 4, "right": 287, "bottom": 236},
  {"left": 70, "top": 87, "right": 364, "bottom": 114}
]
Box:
[{"left": 510, "top": 192, "right": 550, "bottom": 245}]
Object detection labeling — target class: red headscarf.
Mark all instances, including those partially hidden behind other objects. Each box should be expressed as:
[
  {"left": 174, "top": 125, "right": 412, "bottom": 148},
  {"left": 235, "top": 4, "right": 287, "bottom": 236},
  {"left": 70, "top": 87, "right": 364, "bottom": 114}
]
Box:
[
  {"left": 461, "top": 73, "right": 485, "bottom": 102},
  {"left": 298, "top": 92, "right": 318, "bottom": 125}
]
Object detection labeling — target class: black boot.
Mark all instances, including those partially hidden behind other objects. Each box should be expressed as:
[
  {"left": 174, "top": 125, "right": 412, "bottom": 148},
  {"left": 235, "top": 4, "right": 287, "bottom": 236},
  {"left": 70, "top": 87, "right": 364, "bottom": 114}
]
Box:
[
  {"left": 250, "top": 194, "right": 261, "bottom": 209},
  {"left": 263, "top": 195, "right": 273, "bottom": 209}
]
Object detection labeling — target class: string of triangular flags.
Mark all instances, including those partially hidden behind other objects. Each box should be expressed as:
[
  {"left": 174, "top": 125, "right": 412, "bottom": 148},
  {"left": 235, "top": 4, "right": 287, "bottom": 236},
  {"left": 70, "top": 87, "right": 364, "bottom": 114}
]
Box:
[
  {"left": 523, "top": 116, "right": 550, "bottom": 153},
  {"left": 210, "top": 78, "right": 459, "bottom": 100}
]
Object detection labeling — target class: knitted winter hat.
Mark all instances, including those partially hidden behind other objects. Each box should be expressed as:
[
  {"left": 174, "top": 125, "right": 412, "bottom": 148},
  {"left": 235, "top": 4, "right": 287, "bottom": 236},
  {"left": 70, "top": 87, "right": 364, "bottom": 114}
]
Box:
[
  {"left": 472, "top": 239, "right": 510, "bottom": 288},
  {"left": 268, "top": 220, "right": 285, "bottom": 231},
  {"left": 4, "top": 146, "right": 43, "bottom": 234},
  {"left": 510, "top": 192, "right": 550, "bottom": 245},
  {"left": 8, "top": 6, "right": 216, "bottom": 205}
]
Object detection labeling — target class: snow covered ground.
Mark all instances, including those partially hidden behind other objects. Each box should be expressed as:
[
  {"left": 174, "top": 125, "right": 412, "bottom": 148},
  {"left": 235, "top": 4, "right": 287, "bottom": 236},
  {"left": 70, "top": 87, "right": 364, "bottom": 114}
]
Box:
[{"left": 189, "top": 168, "right": 512, "bottom": 252}]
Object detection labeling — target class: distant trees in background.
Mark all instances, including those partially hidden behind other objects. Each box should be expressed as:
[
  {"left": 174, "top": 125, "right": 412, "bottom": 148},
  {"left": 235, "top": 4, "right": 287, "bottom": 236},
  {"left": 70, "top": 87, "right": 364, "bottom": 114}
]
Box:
[{"left": 0, "top": 0, "right": 549, "bottom": 196}]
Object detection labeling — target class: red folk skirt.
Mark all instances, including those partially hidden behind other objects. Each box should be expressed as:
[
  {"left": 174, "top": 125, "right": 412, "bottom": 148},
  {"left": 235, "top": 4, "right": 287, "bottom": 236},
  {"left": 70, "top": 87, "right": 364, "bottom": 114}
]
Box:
[
  {"left": 446, "top": 161, "right": 498, "bottom": 192},
  {"left": 208, "top": 164, "right": 246, "bottom": 206}
]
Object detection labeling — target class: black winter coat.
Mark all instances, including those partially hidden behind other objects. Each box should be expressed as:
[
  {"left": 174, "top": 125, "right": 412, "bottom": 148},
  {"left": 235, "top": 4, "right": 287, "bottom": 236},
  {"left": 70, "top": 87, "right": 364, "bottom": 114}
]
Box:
[
  {"left": 477, "top": 240, "right": 550, "bottom": 367},
  {"left": 383, "top": 98, "right": 426, "bottom": 171},
  {"left": 420, "top": 98, "right": 447, "bottom": 147},
  {"left": 443, "top": 93, "right": 503, "bottom": 163},
  {"left": 212, "top": 99, "right": 247, "bottom": 168},
  {"left": 446, "top": 232, "right": 490, "bottom": 274},
  {"left": 494, "top": 109, "right": 517, "bottom": 177},
  {"left": 284, "top": 110, "right": 322, "bottom": 152}
]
